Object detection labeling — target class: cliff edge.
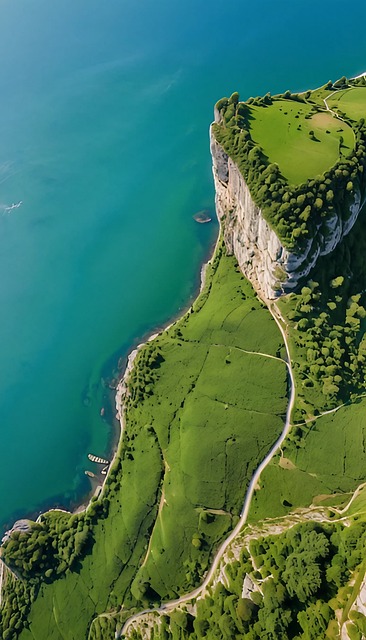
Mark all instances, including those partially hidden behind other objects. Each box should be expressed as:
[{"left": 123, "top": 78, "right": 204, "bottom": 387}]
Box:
[
  {"left": 210, "top": 129, "right": 363, "bottom": 299},
  {"left": 210, "top": 81, "right": 366, "bottom": 299}
]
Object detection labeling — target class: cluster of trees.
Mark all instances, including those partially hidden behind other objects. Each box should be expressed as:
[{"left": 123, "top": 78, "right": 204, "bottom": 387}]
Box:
[
  {"left": 0, "top": 577, "right": 37, "bottom": 640},
  {"left": 213, "top": 88, "right": 366, "bottom": 252},
  {"left": 130, "top": 520, "right": 366, "bottom": 640},
  {"left": 287, "top": 282, "right": 366, "bottom": 404},
  {"left": 1, "top": 512, "right": 92, "bottom": 582},
  {"left": 243, "top": 89, "right": 315, "bottom": 109},
  {"left": 127, "top": 343, "right": 164, "bottom": 407},
  {"left": 0, "top": 511, "right": 95, "bottom": 639},
  {"left": 0, "top": 477, "right": 117, "bottom": 639},
  {"left": 281, "top": 202, "right": 366, "bottom": 415}
]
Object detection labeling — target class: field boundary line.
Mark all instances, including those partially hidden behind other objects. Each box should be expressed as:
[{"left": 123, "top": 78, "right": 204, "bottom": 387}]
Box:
[{"left": 118, "top": 300, "right": 295, "bottom": 638}]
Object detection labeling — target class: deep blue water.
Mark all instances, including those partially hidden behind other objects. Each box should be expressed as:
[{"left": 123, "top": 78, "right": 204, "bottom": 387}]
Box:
[{"left": 0, "top": 0, "right": 366, "bottom": 530}]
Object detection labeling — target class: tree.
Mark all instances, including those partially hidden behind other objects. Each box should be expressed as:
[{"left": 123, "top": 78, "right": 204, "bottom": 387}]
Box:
[
  {"left": 297, "top": 601, "right": 332, "bottom": 639},
  {"left": 229, "top": 91, "right": 239, "bottom": 105},
  {"left": 237, "top": 598, "right": 255, "bottom": 622},
  {"left": 283, "top": 552, "right": 322, "bottom": 602},
  {"left": 330, "top": 276, "right": 344, "bottom": 288}
]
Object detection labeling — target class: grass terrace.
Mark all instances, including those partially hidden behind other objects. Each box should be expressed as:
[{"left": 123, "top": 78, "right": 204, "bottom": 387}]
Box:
[{"left": 328, "top": 86, "right": 366, "bottom": 122}]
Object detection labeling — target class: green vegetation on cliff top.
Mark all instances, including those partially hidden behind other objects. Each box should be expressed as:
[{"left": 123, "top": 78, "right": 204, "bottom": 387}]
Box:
[
  {"left": 213, "top": 75, "right": 366, "bottom": 250},
  {"left": 249, "top": 100, "right": 354, "bottom": 184}
]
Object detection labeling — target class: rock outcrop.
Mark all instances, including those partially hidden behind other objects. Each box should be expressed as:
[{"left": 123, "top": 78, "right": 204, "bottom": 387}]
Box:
[
  {"left": 1, "top": 519, "right": 32, "bottom": 544},
  {"left": 210, "top": 128, "right": 364, "bottom": 299}
]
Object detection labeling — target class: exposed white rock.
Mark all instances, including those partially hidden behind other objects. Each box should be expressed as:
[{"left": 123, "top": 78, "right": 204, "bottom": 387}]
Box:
[
  {"left": 242, "top": 573, "right": 258, "bottom": 600},
  {"left": 1, "top": 519, "right": 33, "bottom": 544},
  {"left": 210, "top": 129, "right": 364, "bottom": 299}
]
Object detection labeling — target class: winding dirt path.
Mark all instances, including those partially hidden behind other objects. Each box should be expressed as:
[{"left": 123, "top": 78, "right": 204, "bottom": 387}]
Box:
[
  {"left": 323, "top": 89, "right": 346, "bottom": 120},
  {"left": 294, "top": 391, "right": 366, "bottom": 429},
  {"left": 119, "top": 301, "right": 295, "bottom": 638}
]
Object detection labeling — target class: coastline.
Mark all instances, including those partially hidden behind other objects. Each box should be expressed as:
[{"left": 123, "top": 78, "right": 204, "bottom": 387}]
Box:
[
  {"left": 2, "top": 227, "right": 219, "bottom": 541},
  {"left": 113, "top": 227, "right": 219, "bottom": 461}
]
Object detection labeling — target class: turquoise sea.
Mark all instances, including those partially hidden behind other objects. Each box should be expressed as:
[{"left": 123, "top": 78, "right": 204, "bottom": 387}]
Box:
[{"left": 1, "top": 0, "right": 366, "bottom": 531}]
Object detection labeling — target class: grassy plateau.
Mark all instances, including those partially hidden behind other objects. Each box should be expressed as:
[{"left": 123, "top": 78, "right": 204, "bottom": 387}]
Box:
[{"left": 249, "top": 99, "right": 354, "bottom": 185}]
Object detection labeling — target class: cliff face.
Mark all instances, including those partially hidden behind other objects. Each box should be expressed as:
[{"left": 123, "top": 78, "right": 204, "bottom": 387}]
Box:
[{"left": 210, "top": 129, "right": 363, "bottom": 299}]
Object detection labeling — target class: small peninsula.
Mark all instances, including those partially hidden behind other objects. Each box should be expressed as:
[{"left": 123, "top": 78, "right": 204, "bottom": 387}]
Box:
[{"left": 2, "top": 74, "right": 366, "bottom": 640}]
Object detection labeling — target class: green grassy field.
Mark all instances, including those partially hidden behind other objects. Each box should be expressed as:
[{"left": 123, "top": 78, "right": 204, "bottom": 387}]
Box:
[
  {"left": 249, "top": 99, "right": 354, "bottom": 185},
  {"left": 250, "top": 380, "right": 366, "bottom": 523},
  {"left": 328, "top": 86, "right": 366, "bottom": 121},
  {"left": 127, "top": 249, "right": 287, "bottom": 601},
  {"left": 11, "top": 246, "right": 287, "bottom": 640},
  {"left": 17, "top": 426, "right": 163, "bottom": 640}
]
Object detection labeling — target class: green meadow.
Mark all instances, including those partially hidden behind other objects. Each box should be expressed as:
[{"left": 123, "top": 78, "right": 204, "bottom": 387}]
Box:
[
  {"left": 250, "top": 212, "right": 366, "bottom": 523},
  {"left": 249, "top": 100, "right": 354, "bottom": 185},
  {"left": 9, "top": 246, "right": 287, "bottom": 640},
  {"left": 328, "top": 86, "right": 366, "bottom": 122},
  {"left": 127, "top": 246, "right": 287, "bottom": 601},
  {"left": 250, "top": 398, "right": 366, "bottom": 522}
]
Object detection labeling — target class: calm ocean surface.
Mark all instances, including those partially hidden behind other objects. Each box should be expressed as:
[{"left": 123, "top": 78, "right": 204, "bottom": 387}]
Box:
[{"left": 1, "top": 0, "right": 366, "bottom": 530}]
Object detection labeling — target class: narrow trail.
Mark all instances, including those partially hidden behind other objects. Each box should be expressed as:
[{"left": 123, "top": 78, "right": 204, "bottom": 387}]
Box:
[
  {"left": 330, "top": 481, "right": 366, "bottom": 516},
  {"left": 294, "top": 392, "right": 366, "bottom": 429},
  {"left": 139, "top": 463, "right": 169, "bottom": 573},
  {"left": 212, "top": 342, "right": 287, "bottom": 366},
  {"left": 323, "top": 88, "right": 346, "bottom": 120},
  {"left": 119, "top": 300, "right": 295, "bottom": 638}
]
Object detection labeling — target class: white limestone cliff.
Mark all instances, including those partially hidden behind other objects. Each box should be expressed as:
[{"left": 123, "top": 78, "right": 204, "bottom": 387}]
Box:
[{"left": 210, "top": 128, "right": 363, "bottom": 299}]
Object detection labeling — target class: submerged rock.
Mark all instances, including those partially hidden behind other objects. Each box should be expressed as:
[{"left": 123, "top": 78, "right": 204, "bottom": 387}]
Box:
[{"left": 193, "top": 209, "right": 212, "bottom": 224}]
